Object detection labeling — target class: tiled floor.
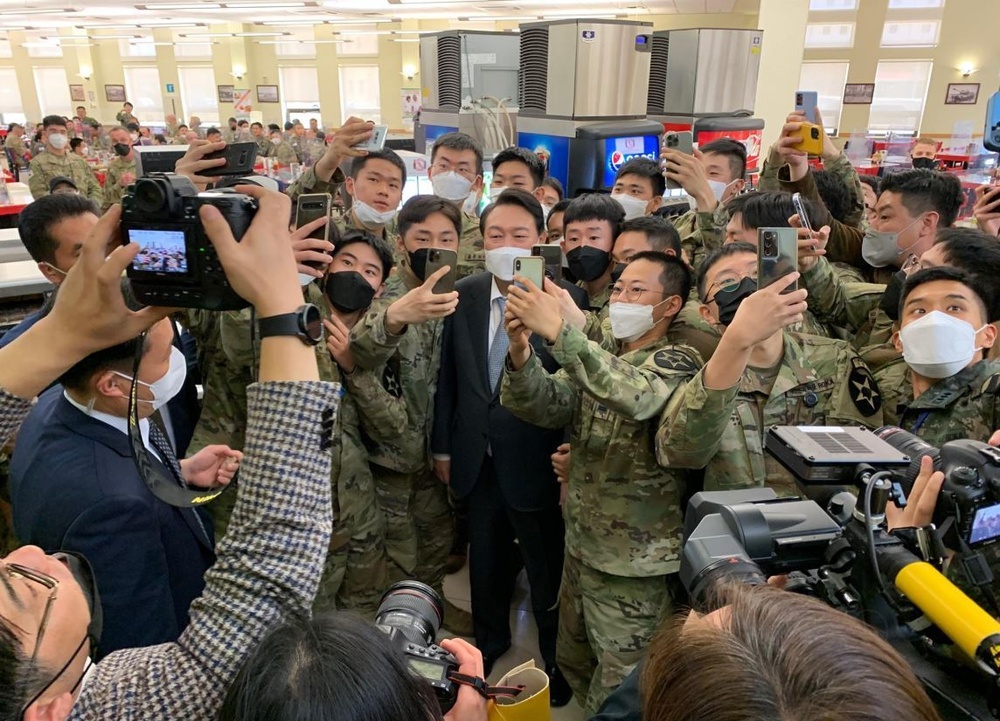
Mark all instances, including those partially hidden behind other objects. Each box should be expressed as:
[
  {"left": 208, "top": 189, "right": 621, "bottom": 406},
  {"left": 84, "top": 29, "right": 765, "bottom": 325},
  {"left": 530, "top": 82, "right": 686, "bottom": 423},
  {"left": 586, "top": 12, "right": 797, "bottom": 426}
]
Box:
[{"left": 442, "top": 563, "right": 586, "bottom": 721}]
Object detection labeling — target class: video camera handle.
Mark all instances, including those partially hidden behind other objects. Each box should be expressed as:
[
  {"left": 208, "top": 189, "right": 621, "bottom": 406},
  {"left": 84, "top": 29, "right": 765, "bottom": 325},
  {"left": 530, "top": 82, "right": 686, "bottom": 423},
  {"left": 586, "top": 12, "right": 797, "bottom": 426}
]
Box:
[{"left": 877, "top": 539, "right": 1000, "bottom": 679}]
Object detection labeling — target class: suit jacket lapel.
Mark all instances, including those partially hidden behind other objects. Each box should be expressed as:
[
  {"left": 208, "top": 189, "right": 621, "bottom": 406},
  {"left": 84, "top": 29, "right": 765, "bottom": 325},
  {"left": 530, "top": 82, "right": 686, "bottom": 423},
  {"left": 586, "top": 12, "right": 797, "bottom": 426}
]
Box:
[{"left": 463, "top": 274, "right": 493, "bottom": 396}]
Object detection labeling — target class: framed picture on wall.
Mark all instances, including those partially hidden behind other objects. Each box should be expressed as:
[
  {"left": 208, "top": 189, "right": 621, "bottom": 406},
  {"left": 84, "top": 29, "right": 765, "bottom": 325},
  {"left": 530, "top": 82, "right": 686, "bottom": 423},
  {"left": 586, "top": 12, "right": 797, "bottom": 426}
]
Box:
[
  {"left": 105, "top": 84, "right": 126, "bottom": 103},
  {"left": 256, "top": 85, "right": 279, "bottom": 103},
  {"left": 218, "top": 85, "right": 235, "bottom": 103},
  {"left": 945, "top": 83, "right": 980, "bottom": 105},
  {"left": 843, "top": 83, "right": 875, "bottom": 105},
  {"left": 69, "top": 84, "right": 86, "bottom": 102}
]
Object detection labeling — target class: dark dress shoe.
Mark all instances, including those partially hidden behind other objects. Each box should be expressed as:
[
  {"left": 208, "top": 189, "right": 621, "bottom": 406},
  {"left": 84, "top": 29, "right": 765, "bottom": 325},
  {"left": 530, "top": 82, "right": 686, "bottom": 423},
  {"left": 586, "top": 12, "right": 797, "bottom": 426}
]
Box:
[
  {"left": 483, "top": 644, "right": 511, "bottom": 678},
  {"left": 546, "top": 664, "right": 573, "bottom": 708}
]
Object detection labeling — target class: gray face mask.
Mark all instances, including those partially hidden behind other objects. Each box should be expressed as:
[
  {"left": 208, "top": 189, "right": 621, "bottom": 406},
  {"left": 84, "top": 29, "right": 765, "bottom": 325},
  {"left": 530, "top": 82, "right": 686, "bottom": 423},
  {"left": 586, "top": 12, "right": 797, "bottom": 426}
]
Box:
[{"left": 860, "top": 217, "right": 922, "bottom": 268}]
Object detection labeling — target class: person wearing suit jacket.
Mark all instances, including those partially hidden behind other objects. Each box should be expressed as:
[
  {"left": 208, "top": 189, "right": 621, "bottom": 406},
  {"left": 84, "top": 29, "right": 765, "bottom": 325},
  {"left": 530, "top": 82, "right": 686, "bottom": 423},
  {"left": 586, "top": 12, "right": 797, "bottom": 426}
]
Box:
[
  {"left": 432, "top": 189, "right": 585, "bottom": 706},
  {"left": 10, "top": 314, "right": 240, "bottom": 657}
]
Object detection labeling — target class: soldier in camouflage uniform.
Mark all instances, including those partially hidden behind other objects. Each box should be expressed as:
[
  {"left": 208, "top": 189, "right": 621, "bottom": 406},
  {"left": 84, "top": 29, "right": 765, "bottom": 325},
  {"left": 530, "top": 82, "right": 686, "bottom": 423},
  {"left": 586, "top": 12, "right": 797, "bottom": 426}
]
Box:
[
  {"left": 657, "top": 243, "right": 883, "bottom": 497},
  {"left": 102, "top": 127, "right": 137, "bottom": 212},
  {"left": 502, "top": 252, "right": 700, "bottom": 714},
  {"left": 561, "top": 194, "right": 623, "bottom": 315},
  {"left": 28, "top": 116, "right": 103, "bottom": 203},
  {"left": 349, "top": 195, "right": 473, "bottom": 634},
  {"left": 5, "top": 124, "right": 30, "bottom": 169},
  {"left": 878, "top": 266, "right": 1000, "bottom": 610},
  {"left": 267, "top": 129, "right": 299, "bottom": 166}
]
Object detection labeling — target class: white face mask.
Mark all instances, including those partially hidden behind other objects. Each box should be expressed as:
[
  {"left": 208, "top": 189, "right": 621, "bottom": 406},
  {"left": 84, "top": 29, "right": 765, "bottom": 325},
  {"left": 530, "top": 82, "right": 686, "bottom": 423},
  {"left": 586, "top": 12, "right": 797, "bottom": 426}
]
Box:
[
  {"left": 610, "top": 193, "right": 648, "bottom": 221},
  {"left": 485, "top": 246, "right": 526, "bottom": 282},
  {"left": 489, "top": 185, "right": 508, "bottom": 201},
  {"left": 353, "top": 198, "right": 396, "bottom": 228},
  {"left": 270, "top": 135, "right": 283, "bottom": 144},
  {"left": 541, "top": 204, "right": 553, "bottom": 223},
  {"left": 707, "top": 179, "right": 732, "bottom": 201},
  {"left": 113, "top": 346, "right": 188, "bottom": 412},
  {"left": 461, "top": 191, "right": 481, "bottom": 215},
  {"left": 432, "top": 171, "right": 474, "bottom": 202},
  {"left": 899, "top": 310, "right": 986, "bottom": 379},
  {"left": 47, "top": 133, "right": 68, "bottom": 150},
  {"left": 609, "top": 300, "right": 669, "bottom": 342}
]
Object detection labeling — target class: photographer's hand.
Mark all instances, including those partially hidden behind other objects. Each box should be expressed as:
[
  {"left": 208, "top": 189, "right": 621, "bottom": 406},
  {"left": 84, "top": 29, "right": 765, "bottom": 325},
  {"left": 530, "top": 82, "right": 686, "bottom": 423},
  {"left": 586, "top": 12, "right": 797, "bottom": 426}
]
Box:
[
  {"left": 175, "top": 139, "right": 228, "bottom": 191},
  {"left": 0, "top": 205, "right": 170, "bottom": 399},
  {"left": 200, "top": 186, "right": 319, "bottom": 383},
  {"left": 886, "top": 455, "right": 945, "bottom": 531},
  {"left": 440, "top": 638, "right": 489, "bottom": 721}
]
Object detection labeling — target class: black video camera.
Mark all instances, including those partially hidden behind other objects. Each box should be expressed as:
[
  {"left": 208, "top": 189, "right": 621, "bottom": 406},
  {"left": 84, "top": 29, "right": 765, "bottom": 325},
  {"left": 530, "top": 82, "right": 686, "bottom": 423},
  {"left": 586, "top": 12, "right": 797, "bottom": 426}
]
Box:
[
  {"left": 121, "top": 173, "right": 256, "bottom": 310},
  {"left": 374, "top": 581, "right": 459, "bottom": 713},
  {"left": 876, "top": 426, "right": 1000, "bottom": 549}
]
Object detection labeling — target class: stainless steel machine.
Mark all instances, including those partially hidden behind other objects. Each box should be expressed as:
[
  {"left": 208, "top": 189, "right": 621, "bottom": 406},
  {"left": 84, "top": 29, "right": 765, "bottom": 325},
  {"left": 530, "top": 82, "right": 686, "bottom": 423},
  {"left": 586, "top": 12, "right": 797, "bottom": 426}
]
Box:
[
  {"left": 516, "top": 18, "right": 660, "bottom": 195},
  {"left": 415, "top": 30, "right": 521, "bottom": 157},
  {"left": 646, "top": 28, "right": 766, "bottom": 172}
]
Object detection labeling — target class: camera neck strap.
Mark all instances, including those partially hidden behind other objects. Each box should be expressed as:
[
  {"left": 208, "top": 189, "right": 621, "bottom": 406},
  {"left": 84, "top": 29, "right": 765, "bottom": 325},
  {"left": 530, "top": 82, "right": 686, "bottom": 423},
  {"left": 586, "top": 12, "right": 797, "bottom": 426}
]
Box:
[
  {"left": 447, "top": 672, "right": 524, "bottom": 701},
  {"left": 126, "top": 328, "right": 231, "bottom": 507}
]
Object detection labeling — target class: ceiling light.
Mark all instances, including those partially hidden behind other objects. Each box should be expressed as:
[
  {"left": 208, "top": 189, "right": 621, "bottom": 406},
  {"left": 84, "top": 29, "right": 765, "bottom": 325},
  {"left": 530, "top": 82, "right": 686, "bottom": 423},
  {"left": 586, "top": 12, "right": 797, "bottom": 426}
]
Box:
[
  {"left": 337, "top": 29, "right": 392, "bottom": 35},
  {"left": 389, "top": 38, "right": 420, "bottom": 42},
  {"left": 92, "top": 33, "right": 142, "bottom": 38},
  {"left": 137, "top": 3, "right": 221, "bottom": 9},
  {"left": 82, "top": 22, "right": 203, "bottom": 28},
  {"left": 236, "top": 30, "right": 290, "bottom": 35},
  {"left": 223, "top": 1, "right": 307, "bottom": 6},
  {"left": 256, "top": 38, "right": 346, "bottom": 43},
  {"left": 0, "top": 8, "right": 76, "bottom": 15}
]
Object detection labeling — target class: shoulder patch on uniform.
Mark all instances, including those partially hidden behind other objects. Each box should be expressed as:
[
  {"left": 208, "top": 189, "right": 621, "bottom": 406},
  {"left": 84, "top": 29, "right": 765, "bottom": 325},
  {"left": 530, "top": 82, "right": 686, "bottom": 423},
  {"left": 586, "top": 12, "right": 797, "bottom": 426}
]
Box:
[
  {"left": 381, "top": 365, "right": 403, "bottom": 398},
  {"left": 653, "top": 348, "right": 701, "bottom": 374},
  {"left": 981, "top": 372, "right": 1000, "bottom": 397},
  {"left": 848, "top": 357, "right": 881, "bottom": 418}
]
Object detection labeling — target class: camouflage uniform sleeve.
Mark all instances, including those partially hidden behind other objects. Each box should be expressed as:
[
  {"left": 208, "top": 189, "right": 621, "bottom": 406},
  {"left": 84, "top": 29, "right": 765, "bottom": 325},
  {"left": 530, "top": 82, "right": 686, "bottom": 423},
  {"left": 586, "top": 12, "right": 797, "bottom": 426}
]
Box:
[
  {"left": 82, "top": 164, "right": 103, "bottom": 204},
  {"left": 678, "top": 207, "right": 726, "bottom": 272},
  {"left": 757, "top": 145, "right": 783, "bottom": 192},
  {"left": 655, "top": 369, "right": 739, "bottom": 469},
  {"left": 822, "top": 341, "right": 884, "bottom": 428},
  {"left": 285, "top": 165, "right": 347, "bottom": 204},
  {"left": 348, "top": 300, "right": 403, "bottom": 370},
  {"left": 802, "top": 257, "right": 884, "bottom": 333},
  {"left": 27, "top": 157, "right": 49, "bottom": 198},
  {"left": 548, "top": 324, "right": 703, "bottom": 421},
  {"left": 499, "top": 349, "right": 576, "bottom": 430},
  {"left": 102, "top": 163, "right": 123, "bottom": 212},
  {"left": 218, "top": 308, "right": 258, "bottom": 370},
  {"left": 777, "top": 165, "right": 863, "bottom": 269},
  {"left": 822, "top": 153, "right": 865, "bottom": 228},
  {"left": 342, "top": 367, "right": 408, "bottom": 442}
]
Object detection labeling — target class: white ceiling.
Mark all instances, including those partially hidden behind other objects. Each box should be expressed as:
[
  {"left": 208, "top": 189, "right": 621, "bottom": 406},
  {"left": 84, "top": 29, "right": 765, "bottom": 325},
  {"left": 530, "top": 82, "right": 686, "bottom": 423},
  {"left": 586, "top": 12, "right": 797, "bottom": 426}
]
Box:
[{"left": 0, "top": 0, "right": 755, "bottom": 35}]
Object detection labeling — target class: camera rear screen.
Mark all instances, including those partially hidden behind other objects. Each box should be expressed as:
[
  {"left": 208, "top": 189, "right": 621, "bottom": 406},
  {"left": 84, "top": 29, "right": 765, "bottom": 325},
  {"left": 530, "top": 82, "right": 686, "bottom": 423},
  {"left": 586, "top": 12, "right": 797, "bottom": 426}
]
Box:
[
  {"left": 969, "top": 503, "right": 1000, "bottom": 545},
  {"left": 131, "top": 229, "right": 188, "bottom": 274}
]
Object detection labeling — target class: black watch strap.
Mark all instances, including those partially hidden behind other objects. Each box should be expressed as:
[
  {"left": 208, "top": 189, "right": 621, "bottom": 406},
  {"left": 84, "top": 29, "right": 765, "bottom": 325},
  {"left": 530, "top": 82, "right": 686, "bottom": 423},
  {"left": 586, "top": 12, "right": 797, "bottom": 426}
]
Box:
[{"left": 258, "top": 304, "right": 322, "bottom": 346}]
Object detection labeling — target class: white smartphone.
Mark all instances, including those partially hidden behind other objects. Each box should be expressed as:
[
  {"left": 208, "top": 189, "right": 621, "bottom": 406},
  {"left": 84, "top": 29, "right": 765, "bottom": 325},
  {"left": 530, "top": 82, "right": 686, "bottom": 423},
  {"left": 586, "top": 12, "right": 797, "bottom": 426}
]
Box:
[{"left": 355, "top": 124, "right": 388, "bottom": 152}]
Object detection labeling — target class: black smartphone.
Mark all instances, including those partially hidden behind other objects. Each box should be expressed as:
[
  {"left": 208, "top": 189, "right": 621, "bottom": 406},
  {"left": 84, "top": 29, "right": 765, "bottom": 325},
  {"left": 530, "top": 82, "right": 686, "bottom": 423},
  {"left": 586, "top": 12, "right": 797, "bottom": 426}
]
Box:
[
  {"left": 757, "top": 227, "right": 798, "bottom": 293},
  {"left": 295, "top": 193, "right": 332, "bottom": 270},
  {"left": 531, "top": 244, "right": 562, "bottom": 281},
  {"left": 425, "top": 248, "right": 458, "bottom": 294},
  {"left": 203, "top": 141, "right": 258, "bottom": 176}
]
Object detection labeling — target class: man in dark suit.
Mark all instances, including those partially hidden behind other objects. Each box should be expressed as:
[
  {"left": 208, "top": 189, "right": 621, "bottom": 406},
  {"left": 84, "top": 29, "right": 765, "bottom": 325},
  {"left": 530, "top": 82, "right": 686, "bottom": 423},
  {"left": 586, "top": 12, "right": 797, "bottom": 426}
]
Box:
[
  {"left": 432, "top": 188, "right": 585, "bottom": 705},
  {"left": 10, "top": 314, "right": 241, "bottom": 657}
]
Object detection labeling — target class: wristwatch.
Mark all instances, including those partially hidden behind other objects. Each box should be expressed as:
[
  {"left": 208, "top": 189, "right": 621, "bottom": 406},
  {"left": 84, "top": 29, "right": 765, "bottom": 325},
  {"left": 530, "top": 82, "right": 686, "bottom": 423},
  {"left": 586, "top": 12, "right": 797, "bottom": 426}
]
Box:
[{"left": 257, "top": 304, "right": 323, "bottom": 346}]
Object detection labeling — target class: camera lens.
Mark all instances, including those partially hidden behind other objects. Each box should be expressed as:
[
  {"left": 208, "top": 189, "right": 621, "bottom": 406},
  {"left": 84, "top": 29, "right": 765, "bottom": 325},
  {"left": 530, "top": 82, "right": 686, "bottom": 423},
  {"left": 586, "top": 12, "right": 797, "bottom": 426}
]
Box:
[
  {"left": 375, "top": 580, "right": 444, "bottom": 648},
  {"left": 687, "top": 558, "right": 767, "bottom": 612},
  {"left": 875, "top": 426, "right": 939, "bottom": 490},
  {"left": 134, "top": 178, "right": 168, "bottom": 214},
  {"left": 811, "top": 128, "right": 820, "bottom": 139}
]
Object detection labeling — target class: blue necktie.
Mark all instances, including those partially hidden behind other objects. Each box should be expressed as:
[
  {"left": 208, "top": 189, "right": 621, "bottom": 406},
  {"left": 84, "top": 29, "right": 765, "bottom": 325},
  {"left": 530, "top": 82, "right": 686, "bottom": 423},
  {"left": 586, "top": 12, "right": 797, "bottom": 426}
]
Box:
[
  {"left": 149, "top": 421, "right": 211, "bottom": 544},
  {"left": 488, "top": 296, "right": 509, "bottom": 391}
]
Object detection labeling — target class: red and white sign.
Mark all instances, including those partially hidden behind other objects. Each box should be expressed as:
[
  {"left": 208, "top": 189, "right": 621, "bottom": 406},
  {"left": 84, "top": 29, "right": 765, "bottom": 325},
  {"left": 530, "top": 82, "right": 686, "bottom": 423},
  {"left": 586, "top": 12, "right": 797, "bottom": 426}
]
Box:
[
  {"left": 233, "top": 88, "right": 252, "bottom": 114},
  {"left": 696, "top": 128, "right": 764, "bottom": 172}
]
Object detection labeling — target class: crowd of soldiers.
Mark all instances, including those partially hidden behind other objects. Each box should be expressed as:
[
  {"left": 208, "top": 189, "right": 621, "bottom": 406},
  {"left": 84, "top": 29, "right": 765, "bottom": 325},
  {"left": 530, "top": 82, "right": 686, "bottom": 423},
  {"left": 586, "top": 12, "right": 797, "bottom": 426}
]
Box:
[{"left": 4, "top": 104, "right": 1000, "bottom": 716}]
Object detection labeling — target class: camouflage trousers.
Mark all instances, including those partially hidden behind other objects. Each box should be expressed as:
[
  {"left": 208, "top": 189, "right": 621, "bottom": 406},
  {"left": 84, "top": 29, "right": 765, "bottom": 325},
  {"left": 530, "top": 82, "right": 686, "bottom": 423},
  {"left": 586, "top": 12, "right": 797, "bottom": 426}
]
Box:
[
  {"left": 314, "top": 509, "right": 388, "bottom": 619},
  {"left": 556, "top": 553, "right": 675, "bottom": 716},
  {"left": 373, "top": 466, "right": 453, "bottom": 591}
]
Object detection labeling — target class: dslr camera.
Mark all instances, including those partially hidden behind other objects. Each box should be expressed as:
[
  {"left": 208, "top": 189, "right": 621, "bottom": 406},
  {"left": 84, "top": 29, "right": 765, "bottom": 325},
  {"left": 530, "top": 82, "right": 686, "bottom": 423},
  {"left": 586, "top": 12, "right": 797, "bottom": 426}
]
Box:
[
  {"left": 375, "top": 581, "right": 459, "bottom": 712},
  {"left": 121, "top": 173, "right": 256, "bottom": 310}
]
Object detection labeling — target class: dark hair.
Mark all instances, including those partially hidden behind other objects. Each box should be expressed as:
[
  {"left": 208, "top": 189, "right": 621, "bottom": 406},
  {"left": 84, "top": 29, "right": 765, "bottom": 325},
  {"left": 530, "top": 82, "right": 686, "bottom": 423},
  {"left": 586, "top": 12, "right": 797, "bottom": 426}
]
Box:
[
  {"left": 628, "top": 250, "right": 692, "bottom": 301},
  {"left": 284, "top": 121, "right": 294, "bottom": 131},
  {"left": 154, "top": 134, "right": 166, "bottom": 144},
  {"left": 268, "top": 123, "right": 281, "bottom": 133},
  {"left": 350, "top": 148, "right": 407, "bottom": 185},
  {"left": 218, "top": 612, "right": 441, "bottom": 721},
  {"left": 900, "top": 265, "right": 991, "bottom": 325},
  {"left": 858, "top": 174, "right": 879, "bottom": 194},
  {"left": 397, "top": 195, "right": 462, "bottom": 239},
  {"left": 642, "top": 584, "right": 940, "bottom": 721},
  {"left": 615, "top": 158, "right": 666, "bottom": 198},
  {"left": 70, "top": 137, "right": 85, "bottom": 152},
  {"left": 738, "top": 191, "right": 798, "bottom": 231},
  {"left": 541, "top": 176, "right": 564, "bottom": 200},
  {"left": 238, "top": 120, "right": 249, "bottom": 127},
  {"left": 430, "top": 132, "right": 484, "bottom": 177},
  {"left": 618, "top": 216, "right": 682, "bottom": 257},
  {"left": 0, "top": 620, "right": 45, "bottom": 719},
  {"left": 6, "top": 123, "right": 21, "bottom": 133},
  {"left": 206, "top": 127, "right": 221, "bottom": 138},
  {"left": 42, "top": 115, "right": 66, "bottom": 130},
  {"left": 723, "top": 191, "right": 755, "bottom": 218},
  {"left": 934, "top": 228, "right": 1000, "bottom": 321},
  {"left": 811, "top": 170, "right": 854, "bottom": 224},
  {"left": 177, "top": 124, "right": 188, "bottom": 133},
  {"left": 75, "top": 105, "right": 86, "bottom": 112},
  {"left": 697, "top": 241, "right": 756, "bottom": 301},
  {"left": 49, "top": 280, "right": 150, "bottom": 392},
  {"left": 250, "top": 122, "right": 263, "bottom": 130},
  {"left": 564, "top": 193, "right": 625, "bottom": 240},
  {"left": 699, "top": 138, "right": 748, "bottom": 181},
  {"left": 228, "top": 116, "right": 237, "bottom": 123},
  {"left": 18, "top": 193, "right": 100, "bottom": 265},
  {"left": 125, "top": 122, "right": 140, "bottom": 133},
  {"left": 547, "top": 199, "right": 572, "bottom": 230},
  {"left": 334, "top": 230, "right": 395, "bottom": 283},
  {"left": 480, "top": 188, "right": 545, "bottom": 235},
  {"left": 491, "top": 146, "right": 545, "bottom": 189},
  {"left": 878, "top": 169, "right": 965, "bottom": 228}
]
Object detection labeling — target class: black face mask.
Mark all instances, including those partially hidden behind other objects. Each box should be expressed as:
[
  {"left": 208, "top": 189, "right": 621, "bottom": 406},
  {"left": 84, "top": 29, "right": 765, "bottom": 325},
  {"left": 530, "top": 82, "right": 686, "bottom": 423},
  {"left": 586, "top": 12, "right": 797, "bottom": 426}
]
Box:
[
  {"left": 407, "top": 247, "right": 431, "bottom": 281},
  {"left": 566, "top": 246, "right": 611, "bottom": 282},
  {"left": 324, "top": 271, "right": 377, "bottom": 313},
  {"left": 879, "top": 269, "right": 906, "bottom": 322},
  {"left": 713, "top": 276, "right": 757, "bottom": 326},
  {"left": 911, "top": 157, "right": 937, "bottom": 170},
  {"left": 610, "top": 263, "right": 627, "bottom": 283},
  {"left": 113, "top": 143, "right": 131, "bottom": 157},
  {"left": 56, "top": 551, "right": 103, "bottom": 652}
]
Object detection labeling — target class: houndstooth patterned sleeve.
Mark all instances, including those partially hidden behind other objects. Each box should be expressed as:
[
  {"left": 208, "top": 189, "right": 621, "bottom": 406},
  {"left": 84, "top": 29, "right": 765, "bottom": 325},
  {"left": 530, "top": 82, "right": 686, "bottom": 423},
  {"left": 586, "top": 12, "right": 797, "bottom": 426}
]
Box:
[
  {"left": 0, "top": 388, "right": 34, "bottom": 448},
  {"left": 70, "top": 380, "right": 340, "bottom": 721}
]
